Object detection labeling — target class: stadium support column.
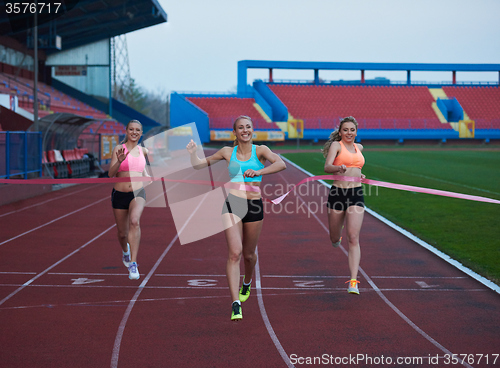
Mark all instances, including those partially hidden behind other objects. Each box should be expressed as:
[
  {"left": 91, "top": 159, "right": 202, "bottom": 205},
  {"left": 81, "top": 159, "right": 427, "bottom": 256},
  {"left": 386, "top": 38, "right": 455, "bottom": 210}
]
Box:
[
  {"left": 269, "top": 68, "right": 273, "bottom": 83},
  {"left": 314, "top": 69, "right": 319, "bottom": 84},
  {"left": 361, "top": 70, "right": 365, "bottom": 83},
  {"left": 407, "top": 70, "right": 411, "bottom": 85},
  {"left": 108, "top": 38, "right": 112, "bottom": 117},
  {"left": 452, "top": 71, "right": 456, "bottom": 84},
  {"left": 33, "top": 2, "right": 39, "bottom": 131}
]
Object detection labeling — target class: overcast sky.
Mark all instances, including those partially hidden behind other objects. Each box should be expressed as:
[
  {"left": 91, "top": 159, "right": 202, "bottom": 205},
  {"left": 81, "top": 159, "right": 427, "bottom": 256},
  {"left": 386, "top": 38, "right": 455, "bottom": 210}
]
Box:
[{"left": 126, "top": 0, "right": 500, "bottom": 95}]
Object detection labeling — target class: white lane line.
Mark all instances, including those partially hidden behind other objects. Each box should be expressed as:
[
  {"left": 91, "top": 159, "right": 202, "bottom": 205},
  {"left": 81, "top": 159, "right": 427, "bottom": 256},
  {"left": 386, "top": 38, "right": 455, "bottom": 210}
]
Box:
[
  {"left": 0, "top": 186, "right": 169, "bottom": 307},
  {"left": 0, "top": 225, "right": 116, "bottom": 307},
  {"left": 39, "top": 272, "right": 468, "bottom": 280},
  {"left": 2, "top": 289, "right": 369, "bottom": 311},
  {"left": 0, "top": 196, "right": 109, "bottom": 246},
  {"left": 0, "top": 272, "right": 37, "bottom": 275},
  {"left": 1, "top": 182, "right": 172, "bottom": 299},
  {"left": 282, "top": 156, "right": 500, "bottom": 294},
  {"left": 255, "top": 248, "right": 295, "bottom": 368},
  {"left": 0, "top": 283, "right": 486, "bottom": 293},
  {"left": 365, "top": 208, "right": 500, "bottom": 294},
  {"left": 111, "top": 233, "right": 179, "bottom": 368},
  {"left": 0, "top": 184, "right": 100, "bottom": 218},
  {"left": 111, "top": 177, "right": 213, "bottom": 368},
  {"left": 281, "top": 170, "right": 473, "bottom": 368}
]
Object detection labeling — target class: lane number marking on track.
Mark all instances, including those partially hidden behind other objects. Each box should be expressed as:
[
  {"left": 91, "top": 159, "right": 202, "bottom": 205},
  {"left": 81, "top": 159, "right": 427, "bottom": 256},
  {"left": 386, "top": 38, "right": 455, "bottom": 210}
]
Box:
[
  {"left": 293, "top": 280, "right": 324, "bottom": 288},
  {"left": 187, "top": 279, "right": 218, "bottom": 287},
  {"left": 71, "top": 278, "right": 105, "bottom": 285},
  {"left": 415, "top": 281, "right": 440, "bottom": 289}
]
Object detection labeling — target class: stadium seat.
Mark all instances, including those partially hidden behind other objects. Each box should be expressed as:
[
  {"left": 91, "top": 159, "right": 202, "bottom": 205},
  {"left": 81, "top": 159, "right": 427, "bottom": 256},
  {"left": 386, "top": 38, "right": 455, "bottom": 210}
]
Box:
[
  {"left": 268, "top": 84, "right": 441, "bottom": 130},
  {"left": 187, "top": 96, "right": 279, "bottom": 130}
]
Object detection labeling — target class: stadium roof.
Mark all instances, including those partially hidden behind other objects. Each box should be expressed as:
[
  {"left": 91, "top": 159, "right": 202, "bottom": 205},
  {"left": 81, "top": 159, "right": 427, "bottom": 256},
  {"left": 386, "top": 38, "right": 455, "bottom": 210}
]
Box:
[
  {"left": 238, "top": 60, "right": 500, "bottom": 93},
  {"left": 1, "top": 0, "right": 167, "bottom": 52}
]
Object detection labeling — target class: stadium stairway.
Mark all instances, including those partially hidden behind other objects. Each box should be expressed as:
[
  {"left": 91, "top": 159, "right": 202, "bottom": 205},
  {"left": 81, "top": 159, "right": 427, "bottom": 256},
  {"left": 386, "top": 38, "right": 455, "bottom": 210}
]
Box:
[{"left": 428, "top": 87, "right": 473, "bottom": 137}]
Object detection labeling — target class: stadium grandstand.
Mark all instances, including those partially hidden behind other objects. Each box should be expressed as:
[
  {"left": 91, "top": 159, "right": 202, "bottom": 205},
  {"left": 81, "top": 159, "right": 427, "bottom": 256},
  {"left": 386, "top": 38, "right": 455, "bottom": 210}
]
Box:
[
  {"left": 0, "top": 0, "right": 167, "bottom": 185},
  {"left": 171, "top": 60, "right": 500, "bottom": 144}
]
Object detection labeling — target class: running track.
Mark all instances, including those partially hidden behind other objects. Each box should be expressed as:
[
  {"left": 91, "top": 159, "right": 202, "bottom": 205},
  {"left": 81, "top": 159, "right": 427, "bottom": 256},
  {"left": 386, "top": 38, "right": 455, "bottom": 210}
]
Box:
[{"left": 0, "top": 155, "right": 499, "bottom": 368}]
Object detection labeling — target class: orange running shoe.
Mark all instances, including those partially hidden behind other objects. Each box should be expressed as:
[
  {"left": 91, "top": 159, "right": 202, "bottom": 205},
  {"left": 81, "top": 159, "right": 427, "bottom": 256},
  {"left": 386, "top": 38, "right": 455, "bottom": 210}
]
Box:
[{"left": 346, "top": 279, "right": 360, "bottom": 294}]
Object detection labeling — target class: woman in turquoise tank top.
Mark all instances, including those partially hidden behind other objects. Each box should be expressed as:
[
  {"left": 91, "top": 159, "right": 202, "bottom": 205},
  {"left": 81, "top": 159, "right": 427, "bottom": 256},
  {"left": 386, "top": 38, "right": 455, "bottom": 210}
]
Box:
[{"left": 187, "top": 115, "right": 286, "bottom": 321}]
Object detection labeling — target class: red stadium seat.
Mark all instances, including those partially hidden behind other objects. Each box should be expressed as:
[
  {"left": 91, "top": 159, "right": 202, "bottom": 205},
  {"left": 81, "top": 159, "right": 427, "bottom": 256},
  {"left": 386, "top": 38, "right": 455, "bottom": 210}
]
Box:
[{"left": 187, "top": 97, "right": 280, "bottom": 130}]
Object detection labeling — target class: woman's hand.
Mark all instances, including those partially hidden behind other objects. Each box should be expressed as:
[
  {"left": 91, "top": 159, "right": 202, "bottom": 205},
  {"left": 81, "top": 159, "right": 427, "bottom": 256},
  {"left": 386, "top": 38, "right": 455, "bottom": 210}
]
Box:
[
  {"left": 143, "top": 171, "right": 153, "bottom": 186},
  {"left": 361, "top": 173, "right": 366, "bottom": 179},
  {"left": 116, "top": 147, "right": 128, "bottom": 163},
  {"left": 337, "top": 164, "right": 347, "bottom": 174},
  {"left": 244, "top": 169, "right": 262, "bottom": 178},
  {"left": 186, "top": 139, "right": 197, "bottom": 154}
]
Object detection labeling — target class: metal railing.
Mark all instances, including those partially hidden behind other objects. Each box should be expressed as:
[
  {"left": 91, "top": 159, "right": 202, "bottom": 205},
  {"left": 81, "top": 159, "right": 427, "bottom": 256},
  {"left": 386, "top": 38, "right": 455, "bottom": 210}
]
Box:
[
  {"left": 265, "top": 79, "right": 500, "bottom": 86},
  {"left": 0, "top": 131, "right": 42, "bottom": 179}
]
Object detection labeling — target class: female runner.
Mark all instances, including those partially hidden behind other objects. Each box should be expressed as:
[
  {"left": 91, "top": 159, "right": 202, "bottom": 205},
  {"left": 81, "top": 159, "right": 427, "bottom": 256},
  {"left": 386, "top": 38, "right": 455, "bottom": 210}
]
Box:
[
  {"left": 108, "top": 120, "right": 149, "bottom": 280},
  {"left": 186, "top": 115, "right": 286, "bottom": 320},
  {"left": 322, "top": 116, "right": 365, "bottom": 294}
]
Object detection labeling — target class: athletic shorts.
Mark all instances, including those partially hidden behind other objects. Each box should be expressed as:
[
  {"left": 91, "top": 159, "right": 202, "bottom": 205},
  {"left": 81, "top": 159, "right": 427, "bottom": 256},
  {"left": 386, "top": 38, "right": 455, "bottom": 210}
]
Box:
[
  {"left": 221, "top": 193, "right": 264, "bottom": 223},
  {"left": 326, "top": 186, "right": 364, "bottom": 211},
  {"left": 111, "top": 188, "right": 146, "bottom": 210}
]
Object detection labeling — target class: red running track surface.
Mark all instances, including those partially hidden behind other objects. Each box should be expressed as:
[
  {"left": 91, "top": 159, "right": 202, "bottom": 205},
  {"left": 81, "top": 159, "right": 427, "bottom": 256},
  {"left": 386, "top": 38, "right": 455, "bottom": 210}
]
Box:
[{"left": 0, "top": 156, "right": 499, "bottom": 368}]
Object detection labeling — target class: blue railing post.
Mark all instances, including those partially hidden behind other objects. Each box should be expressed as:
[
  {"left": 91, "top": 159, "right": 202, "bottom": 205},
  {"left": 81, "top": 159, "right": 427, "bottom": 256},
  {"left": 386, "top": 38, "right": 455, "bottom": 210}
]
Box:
[
  {"left": 6, "top": 131, "right": 10, "bottom": 179},
  {"left": 99, "top": 133, "right": 102, "bottom": 166},
  {"left": 39, "top": 132, "right": 43, "bottom": 177},
  {"left": 24, "top": 131, "right": 28, "bottom": 179}
]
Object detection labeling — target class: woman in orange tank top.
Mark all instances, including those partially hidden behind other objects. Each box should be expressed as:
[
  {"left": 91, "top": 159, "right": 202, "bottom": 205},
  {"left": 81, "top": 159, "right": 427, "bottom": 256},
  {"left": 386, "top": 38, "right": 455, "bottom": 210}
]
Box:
[{"left": 322, "top": 116, "right": 365, "bottom": 295}]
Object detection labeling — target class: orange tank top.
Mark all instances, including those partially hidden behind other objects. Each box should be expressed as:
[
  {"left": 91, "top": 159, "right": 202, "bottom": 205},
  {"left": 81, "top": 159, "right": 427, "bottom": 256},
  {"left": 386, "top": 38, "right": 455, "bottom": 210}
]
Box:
[{"left": 333, "top": 141, "right": 365, "bottom": 169}]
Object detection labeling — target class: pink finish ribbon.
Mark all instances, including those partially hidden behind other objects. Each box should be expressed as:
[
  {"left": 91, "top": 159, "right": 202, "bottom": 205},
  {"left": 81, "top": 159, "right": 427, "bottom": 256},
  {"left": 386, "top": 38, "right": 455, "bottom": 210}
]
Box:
[
  {"left": 1, "top": 175, "right": 499, "bottom": 205},
  {"left": 266, "top": 175, "right": 500, "bottom": 205}
]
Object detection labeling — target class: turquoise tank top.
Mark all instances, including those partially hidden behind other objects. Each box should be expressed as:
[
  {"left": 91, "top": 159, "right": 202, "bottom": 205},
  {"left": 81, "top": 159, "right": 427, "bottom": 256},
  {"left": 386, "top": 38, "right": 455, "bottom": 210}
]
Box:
[{"left": 228, "top": 145, "right": 265, "bottom": 182}]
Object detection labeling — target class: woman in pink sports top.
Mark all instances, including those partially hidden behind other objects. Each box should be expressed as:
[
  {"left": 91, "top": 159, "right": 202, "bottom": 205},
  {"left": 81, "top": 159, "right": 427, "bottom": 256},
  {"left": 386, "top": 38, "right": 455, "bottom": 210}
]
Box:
[
  {"left": 322, "top": 116, "right": 366, "bottom": 295},
  {"left": 108, "top": 120, "right": 150, "bottom": 280}
]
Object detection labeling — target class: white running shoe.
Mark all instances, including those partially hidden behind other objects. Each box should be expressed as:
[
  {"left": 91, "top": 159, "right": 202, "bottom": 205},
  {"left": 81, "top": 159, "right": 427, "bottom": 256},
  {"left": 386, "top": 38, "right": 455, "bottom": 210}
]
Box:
[
  {"left": 122, "top": 243, "right": 131, "bottom": 268},
  {"left": 128, "top": 262, "right": 140, "bottom": 280}
]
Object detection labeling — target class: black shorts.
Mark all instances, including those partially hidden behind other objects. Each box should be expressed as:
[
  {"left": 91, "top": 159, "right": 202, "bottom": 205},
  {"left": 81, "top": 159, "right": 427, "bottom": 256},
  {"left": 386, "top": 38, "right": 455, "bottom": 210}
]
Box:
[
  {"left": 326, "top": 186, "right": 365, "bottom": 211},
  {"left": 222, "top": 193, "right": 264, "bottom": 223},
  {"left": 111, "top": 188, "right": 146, "bottom": 210}
]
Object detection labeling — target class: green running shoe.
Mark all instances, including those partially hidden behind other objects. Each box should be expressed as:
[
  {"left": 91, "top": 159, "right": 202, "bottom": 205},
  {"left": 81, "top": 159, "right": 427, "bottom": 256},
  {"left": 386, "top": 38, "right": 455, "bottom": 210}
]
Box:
[
  {"left": 231, "top": 301, "right": 242, "bottom": 321},
  {"left": 239, "top": 283, "right": 251, "bottom": 302}
]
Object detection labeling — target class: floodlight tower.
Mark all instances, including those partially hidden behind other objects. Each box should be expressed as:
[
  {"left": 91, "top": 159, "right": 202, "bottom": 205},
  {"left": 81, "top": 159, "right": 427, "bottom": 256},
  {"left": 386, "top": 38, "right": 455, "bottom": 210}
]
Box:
[{"left": 111, "top": 34, "right": 132, "bottom": 103}]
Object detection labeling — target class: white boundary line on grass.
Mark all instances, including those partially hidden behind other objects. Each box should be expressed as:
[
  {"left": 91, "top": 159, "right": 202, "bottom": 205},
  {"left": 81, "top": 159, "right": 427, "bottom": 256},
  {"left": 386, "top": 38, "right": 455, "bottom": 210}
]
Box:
[{"left": 281, "top": 156, "right": 500, "bottom": 295}]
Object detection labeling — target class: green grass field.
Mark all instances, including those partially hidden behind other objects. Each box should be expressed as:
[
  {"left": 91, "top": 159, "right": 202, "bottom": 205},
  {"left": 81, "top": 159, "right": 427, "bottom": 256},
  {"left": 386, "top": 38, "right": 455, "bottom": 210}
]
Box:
[{"left": 282, "top": 149, "right": 500, "bottom": 285}]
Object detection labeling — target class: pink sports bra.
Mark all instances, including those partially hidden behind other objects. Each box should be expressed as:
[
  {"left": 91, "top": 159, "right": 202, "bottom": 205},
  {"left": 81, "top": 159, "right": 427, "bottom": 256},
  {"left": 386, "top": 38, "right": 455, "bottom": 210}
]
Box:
[{"left": 117, "top": 145, "right": 146, "bottom": 173}]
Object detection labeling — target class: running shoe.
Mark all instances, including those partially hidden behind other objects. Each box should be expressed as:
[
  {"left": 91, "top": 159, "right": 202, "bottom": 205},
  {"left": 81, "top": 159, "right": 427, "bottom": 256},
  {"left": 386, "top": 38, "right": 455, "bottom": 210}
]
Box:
[
  {"left": 122, "top": 243, "right": 131, "bottom": 268},
  {"left": 239, "top": 283, "right": 251, "bottom": 303},
  {"left": 332, "top": 237, "right": 342, "bottom": 248},
  {"left": 128, "top": 262, "right": 140, "bottom": 280},
  {"left": 231, "top": 301, "right": 242, "bottom": 321},
  {"left": 332, "top": 226, "right": 344, "bottom": 248},
  {"left": 346, "top": 279, "right": 360, "bottom": 294}
]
